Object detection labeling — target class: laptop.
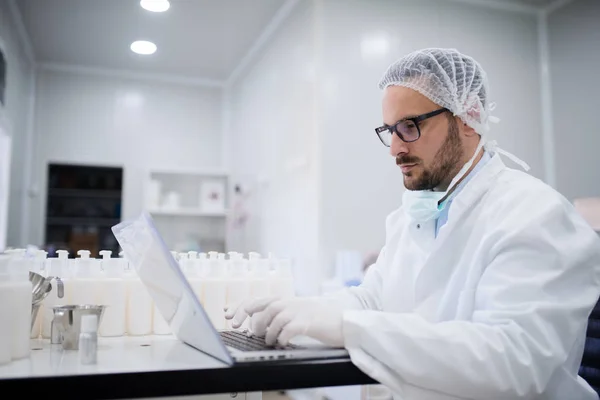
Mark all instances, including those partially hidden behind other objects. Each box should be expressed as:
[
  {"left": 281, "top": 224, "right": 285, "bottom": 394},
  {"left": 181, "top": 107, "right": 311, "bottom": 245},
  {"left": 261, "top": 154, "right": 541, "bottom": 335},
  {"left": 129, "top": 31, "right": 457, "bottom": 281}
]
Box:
[{"left": 111, "top": 212, "right": 349, "bottom": 365}]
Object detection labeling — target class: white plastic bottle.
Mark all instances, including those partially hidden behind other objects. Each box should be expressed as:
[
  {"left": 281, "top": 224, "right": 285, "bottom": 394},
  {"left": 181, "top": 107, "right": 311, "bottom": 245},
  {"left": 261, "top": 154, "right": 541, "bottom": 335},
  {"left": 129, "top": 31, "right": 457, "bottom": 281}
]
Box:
[
  {"left": 71, "top": 250, "right": 101, "bottom": 305},
  {"left": 270, "top": 255, "right": 296, "bottom": 299},
  {"left": 178, "top": 252, "right": 189, "bottom": 273},
  {"left": 9, "top": 253, "right": 33, "bottom": 360},
  {"left": 124, "top": 260, "right": 153, "bottom": 336},
  {"left": 79, "top": 314, "right": 98, "bottom": 365},
  {"left": 30, "top": 250, "right": 48, "bottom": 339},
  {"left": 97, "top": 250, "right": 126, "bottom": 337},
  {"left": 152, "top": 243, "right": 172, "bottom": 337},
  {"left": 0, "top": 255, "right": 14, "bottom": 364},
  {"left": 249, "top": 252, "right": 271, "bottom": 299},
  {"left": 42, "top": 250, "right": 71, "bottom": 338},
  {"left": 226, "top": 252, "right": 250, "bottom": 330},
  {"left": 188, "top": 253, "right": 206, "bottom": 304},
  {"left": 187, "top": 251, "right": 198, "bottom": 264},
  {"left": 202, "top": 251, "right": 227, "bottom": 330}
]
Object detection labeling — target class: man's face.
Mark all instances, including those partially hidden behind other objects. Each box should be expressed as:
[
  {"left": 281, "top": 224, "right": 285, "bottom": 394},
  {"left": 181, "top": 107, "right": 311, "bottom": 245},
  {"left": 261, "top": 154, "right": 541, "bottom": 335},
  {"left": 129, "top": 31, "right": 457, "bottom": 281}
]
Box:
[{"left": 382, "top": 86, "right": 463, "bottom": 191}]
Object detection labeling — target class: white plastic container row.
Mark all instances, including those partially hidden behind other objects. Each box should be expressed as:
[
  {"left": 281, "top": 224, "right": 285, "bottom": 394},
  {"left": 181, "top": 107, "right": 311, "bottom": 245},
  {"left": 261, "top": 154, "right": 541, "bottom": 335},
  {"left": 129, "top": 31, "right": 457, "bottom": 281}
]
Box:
[
  {"left": 30, "top": 249, "right": 159, "bottom": 338},
  {"left": 30, "top": 249, "right": 295, "bottom": 338}
]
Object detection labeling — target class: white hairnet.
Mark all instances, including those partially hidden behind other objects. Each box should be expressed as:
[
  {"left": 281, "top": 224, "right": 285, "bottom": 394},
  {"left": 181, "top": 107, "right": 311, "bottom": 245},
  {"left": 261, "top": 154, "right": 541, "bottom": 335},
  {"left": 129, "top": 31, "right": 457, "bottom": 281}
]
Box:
[{"left": 378, "top": 48, "right": 496, "bottom": 135}]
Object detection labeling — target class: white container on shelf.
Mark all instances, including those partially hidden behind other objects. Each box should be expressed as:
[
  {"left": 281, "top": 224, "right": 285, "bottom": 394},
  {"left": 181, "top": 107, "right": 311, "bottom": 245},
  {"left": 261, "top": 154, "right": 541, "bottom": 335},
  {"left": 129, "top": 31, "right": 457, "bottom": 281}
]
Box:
[
  {"left": 225, "top": 252, "right": 250, "bottom": 330},
  {"left": 70, "top": 250, "right": 101, "bottom": 305},
  {"left": 42, "top": 250, "right": 71, "bottom": 338},
  {"left": 124, "top": 261, "right": 153, "bottom": 336},
  {"left": 7, "top": 253, "right": 33, "bottom": 360},
  {"left": 98, "top": 250, "right": 126, "bottom": 337},
  {"left": 202, "top": 251, "right": 227, "bottom": 330}
]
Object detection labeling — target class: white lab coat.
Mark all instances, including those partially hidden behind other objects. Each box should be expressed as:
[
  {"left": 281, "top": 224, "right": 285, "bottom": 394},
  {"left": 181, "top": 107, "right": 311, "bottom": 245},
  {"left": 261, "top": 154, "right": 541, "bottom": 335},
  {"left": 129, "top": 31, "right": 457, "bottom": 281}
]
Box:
[{"left": 333, "top": 153, "right": 600, "bottom": 399}]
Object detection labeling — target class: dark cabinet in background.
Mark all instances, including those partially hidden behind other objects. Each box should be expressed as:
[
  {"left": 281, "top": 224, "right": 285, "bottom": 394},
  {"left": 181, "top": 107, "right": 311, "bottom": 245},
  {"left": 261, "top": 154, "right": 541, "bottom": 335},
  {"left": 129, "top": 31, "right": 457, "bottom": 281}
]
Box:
[{"left": 44, "top": 163, "right": 123, "bottom": 258}]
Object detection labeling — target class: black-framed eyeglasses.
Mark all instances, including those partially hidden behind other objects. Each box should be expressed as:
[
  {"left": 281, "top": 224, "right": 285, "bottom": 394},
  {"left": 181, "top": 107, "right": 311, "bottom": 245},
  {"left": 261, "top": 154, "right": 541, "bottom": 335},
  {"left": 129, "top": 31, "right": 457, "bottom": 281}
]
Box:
[{"left": 374, "top": 108, "right": 449, "bottom": 147}]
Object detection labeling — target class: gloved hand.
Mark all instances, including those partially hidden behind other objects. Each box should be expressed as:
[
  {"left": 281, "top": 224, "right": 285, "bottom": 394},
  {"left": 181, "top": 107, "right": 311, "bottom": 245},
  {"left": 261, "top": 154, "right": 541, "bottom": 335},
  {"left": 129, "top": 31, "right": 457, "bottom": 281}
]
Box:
[
  {"left": 224, "top": 296, "right": 280, "bottom": 334},
  {"left": 225, "top": 297, "right": 345, "bottom": 347}
]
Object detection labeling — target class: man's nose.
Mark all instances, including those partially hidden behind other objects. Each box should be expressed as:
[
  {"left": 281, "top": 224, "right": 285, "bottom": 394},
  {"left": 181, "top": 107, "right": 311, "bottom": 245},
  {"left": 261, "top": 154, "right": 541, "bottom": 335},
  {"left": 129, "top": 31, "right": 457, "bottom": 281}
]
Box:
[{"left": 389, "top": 132, "right": 409, "bottom": 157}]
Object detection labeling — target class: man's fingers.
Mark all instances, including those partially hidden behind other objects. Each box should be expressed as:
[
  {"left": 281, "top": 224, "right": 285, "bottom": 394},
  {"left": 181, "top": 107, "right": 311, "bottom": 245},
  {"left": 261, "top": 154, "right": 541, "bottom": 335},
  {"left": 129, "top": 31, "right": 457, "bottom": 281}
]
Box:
[
  {"left": 277, "top": 320, "right": 304, "bottom": 347},
  {"left": 224, "top": 301, "right": 241, "bottom": 319},
  {"left": 244, "top": 296, "right": 280, "bottom": 315},
  {"left": 226, "top": 297, "right": 279, "bottom": 329},
  {"left": 249, "top": 311, "right": 267, "bottom": 337},
  {"left": 265, "top": 310, "right": 292, "bottom": 346},
  {"left": 251, "top": 300, "right": 285, "bottom": 337}
]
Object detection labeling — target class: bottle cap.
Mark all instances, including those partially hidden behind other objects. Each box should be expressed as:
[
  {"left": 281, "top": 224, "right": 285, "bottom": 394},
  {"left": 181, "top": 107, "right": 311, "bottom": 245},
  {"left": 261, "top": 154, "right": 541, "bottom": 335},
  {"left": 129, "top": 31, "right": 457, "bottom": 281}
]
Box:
[
  {"left": 57, "top": 250, "right": 69, "bottom": 259},
  {"left": 77, "top": 250, "right": 91, "bottom": 259},
  {"left": 99, "top": 250, "right": 112, "bottom": 259}
]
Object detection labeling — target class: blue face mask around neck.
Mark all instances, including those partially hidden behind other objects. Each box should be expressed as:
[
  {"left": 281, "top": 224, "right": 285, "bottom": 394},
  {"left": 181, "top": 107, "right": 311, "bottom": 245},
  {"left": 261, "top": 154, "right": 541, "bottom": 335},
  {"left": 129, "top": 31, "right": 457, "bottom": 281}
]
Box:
[
  {"left": 402, "top": 190, "right": 448, "bottom": 222},
  {"left": 402, "top": 138, "right": 485, "bottom": 222}
]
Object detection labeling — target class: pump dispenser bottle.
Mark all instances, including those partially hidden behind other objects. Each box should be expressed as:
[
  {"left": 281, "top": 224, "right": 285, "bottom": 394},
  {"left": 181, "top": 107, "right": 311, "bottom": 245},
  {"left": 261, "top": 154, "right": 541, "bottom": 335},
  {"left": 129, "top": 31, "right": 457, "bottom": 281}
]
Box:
[
  {"left": 1, "top": 253, "right": 32, "bottom": 360},
  {"left": 226, "top": 252, "right": 250, "bottom": 330},
  {"left": 71, "top": 250, "right": 100, "bottom": 305},
  {"left": 98, "top": 250, "right": 126, "bottom": 337},
  {"left": 249, "top": 252, "right": 271, "bottom": 299},
  {"left": 124, "top": 256, "right": 153, "bottom": 336},
  {"left": 188, "top": 252, "right": 205, "bottom": 305},
  {"left": 203, "top": 251, "right": 227, "bottom": 330},
  {"left": 270, "top": 254, "right": 295, "bottom": 299}
]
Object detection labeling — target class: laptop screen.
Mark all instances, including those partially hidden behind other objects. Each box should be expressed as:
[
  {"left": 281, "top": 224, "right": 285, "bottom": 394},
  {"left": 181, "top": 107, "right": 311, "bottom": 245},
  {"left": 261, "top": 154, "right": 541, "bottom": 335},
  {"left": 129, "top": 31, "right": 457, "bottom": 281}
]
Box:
[{"left": 112, "top": 212, "right": 233, "bottom": 365}]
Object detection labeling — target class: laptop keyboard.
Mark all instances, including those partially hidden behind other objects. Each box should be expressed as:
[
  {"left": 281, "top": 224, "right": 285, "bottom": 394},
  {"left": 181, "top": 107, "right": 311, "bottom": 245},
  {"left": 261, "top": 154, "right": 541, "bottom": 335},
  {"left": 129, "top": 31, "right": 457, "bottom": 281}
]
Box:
[{"left": 219, "top": 330, "right": 299, "bottom": 352}]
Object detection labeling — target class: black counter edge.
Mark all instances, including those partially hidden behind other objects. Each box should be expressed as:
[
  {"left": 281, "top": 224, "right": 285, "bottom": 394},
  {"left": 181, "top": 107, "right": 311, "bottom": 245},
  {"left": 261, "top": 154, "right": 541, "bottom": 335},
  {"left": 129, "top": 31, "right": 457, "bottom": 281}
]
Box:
[{"left": 0, "top": 361, "right": 377, "bottom": 399}]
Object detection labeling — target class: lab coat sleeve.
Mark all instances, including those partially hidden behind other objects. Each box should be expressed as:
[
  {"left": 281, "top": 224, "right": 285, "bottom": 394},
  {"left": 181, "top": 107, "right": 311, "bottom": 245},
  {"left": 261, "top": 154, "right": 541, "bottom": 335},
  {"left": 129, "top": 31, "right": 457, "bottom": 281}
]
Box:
[
  {"left": 342, "top": 198, "right": 600, "bottom": 399},
  {"left": 323, "top": 246, "right": 387, "bottom": 311}
]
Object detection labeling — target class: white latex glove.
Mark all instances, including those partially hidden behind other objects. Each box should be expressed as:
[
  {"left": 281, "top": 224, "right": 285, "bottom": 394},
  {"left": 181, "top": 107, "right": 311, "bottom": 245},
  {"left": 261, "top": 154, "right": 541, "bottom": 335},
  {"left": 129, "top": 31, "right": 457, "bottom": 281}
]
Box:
[
  {"left": 224, "top": 296, "right": 280, "bottom": 336},
  {"left": 225, "top": 297, "right": 345, "bottom": 347}
]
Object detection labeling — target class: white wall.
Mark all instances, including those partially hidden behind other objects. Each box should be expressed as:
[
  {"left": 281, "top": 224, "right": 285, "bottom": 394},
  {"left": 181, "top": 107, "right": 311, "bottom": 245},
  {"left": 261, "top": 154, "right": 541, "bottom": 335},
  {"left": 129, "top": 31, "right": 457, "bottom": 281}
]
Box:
[
  {"left": 0, "top": 0, "right": 34, "bottom": 248},
  {"left": 317, "top": 0, "right": 543, "bottom": 278},
  {"left": 27, "top": 69, "right": 223, "bottom": 246},
  {"left": 548, "top": 0, "right": 600, "bottom": 201},
  {"left": 228, "top": 0, "right": 321, "bottom": 294},
  {"left": 228, "top": 0, "right": 545, "bottom": 292}
]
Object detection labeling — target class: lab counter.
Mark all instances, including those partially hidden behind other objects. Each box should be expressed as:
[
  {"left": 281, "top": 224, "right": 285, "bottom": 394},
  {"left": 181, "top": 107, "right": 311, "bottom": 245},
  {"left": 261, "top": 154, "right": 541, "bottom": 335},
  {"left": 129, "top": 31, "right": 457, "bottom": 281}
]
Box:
[{"left": 0, "top": 335, "right": 376, "bottom": 399}]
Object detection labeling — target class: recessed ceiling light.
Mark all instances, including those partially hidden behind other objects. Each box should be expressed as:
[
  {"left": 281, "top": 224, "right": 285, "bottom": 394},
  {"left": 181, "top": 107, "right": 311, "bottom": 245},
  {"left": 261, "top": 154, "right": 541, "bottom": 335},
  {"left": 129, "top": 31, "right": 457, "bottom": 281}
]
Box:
[
  {"left": 140, "top": 0, "right": 170, "bottom": 12},
  {"left": 130, "top": 40, "right": 157, "bottom": 55}
]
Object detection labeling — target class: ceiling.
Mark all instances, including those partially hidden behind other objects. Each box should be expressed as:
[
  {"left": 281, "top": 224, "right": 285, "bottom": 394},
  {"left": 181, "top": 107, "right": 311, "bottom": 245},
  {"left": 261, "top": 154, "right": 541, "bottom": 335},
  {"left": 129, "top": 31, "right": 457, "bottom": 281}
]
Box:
[
  {"left": 16, "top": 0, "right": 286, "bottom": 82},
  {"left": 16, "top": 0, "right": 561, "bottom": 83}
]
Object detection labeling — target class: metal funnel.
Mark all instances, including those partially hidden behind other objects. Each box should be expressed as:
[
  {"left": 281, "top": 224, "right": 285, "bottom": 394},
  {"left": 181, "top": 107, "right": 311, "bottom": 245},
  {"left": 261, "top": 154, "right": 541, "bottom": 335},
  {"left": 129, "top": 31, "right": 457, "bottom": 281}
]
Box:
[{"left": 30, "top": 271, "right": 64, "bottom": 332}]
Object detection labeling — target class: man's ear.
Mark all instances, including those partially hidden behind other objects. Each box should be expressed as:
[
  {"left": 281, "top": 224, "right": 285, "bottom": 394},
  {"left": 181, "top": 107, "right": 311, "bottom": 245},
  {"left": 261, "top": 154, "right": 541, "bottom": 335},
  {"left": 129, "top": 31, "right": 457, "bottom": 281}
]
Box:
[{"left": 458, "top": 118, "right": 478, "bottom": 138}]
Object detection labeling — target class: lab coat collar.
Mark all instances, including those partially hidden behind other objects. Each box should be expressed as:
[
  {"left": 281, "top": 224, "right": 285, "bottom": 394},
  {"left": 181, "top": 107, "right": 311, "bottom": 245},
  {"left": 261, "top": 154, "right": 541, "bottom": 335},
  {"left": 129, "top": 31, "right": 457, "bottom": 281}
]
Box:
[
  {"left": 441, "top": 152, "right": 506, "bottom": 232},
  {"left": 412, "top": 152, "right": 507, "bottom": 301}
]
